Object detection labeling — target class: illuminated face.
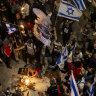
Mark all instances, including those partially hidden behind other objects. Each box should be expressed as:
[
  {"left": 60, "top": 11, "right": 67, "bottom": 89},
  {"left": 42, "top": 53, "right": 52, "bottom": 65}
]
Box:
[
  {"left": 1, "top": 2, "right": 4, "bottom": 6},
  {"left": 94, "top": 54, "right": 96, "bottom": 59},
  {"left": 87, "top": 82, "right": 91, "bottom": 88},
  {"left": 3, "top": 17, "right": 7, "bottom": 22},
  {"left": 27, "top": 43, "right": 31, "bottom": 47},
  {"left": 16, "top": 14, "right": 20, "bottom": 20}
]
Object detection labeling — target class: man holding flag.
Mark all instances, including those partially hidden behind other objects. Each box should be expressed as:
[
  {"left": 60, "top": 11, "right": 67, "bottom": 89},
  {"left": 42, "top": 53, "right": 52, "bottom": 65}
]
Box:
[
  {"left": 56, "top": 46, "right": 68, "bottom": 70},
  {"left": 83, "top": 80, "right": 96, "bottom": 96}
]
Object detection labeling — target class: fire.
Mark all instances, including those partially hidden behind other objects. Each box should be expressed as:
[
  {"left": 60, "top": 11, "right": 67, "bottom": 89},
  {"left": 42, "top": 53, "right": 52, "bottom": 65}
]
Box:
[{"left": 25, "top": 78, "right": 29, "bottom": 85}]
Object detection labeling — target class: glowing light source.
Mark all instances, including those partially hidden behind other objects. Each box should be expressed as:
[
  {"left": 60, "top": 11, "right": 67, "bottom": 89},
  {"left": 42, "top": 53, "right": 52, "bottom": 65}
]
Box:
[
  {"left": 20, "top": 25, "right": 24, "bottom": 29},
  {"left": 21, "top": 7, "right": 24, "bottom": 10},
  {"left": 21, "top": 7, "right": 25, "bottom": 14},
  {"left": 25, "top": 78, "right": 29, "bottom": 85}
]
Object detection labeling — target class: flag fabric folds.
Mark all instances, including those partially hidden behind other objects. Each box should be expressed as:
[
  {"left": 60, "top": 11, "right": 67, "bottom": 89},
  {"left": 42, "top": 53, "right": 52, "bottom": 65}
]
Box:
[
  {"left": 5, "top": 23, "right": 16, "bottom": 35},
  {"left": 70, "top": 72, "right": 80, "bottom": 96},
  {"left": 56, "top": 47, "right": 68, "bottom": 69},
  {"left": 71, "top": 44, "right": 76, "bottom": 51},
  {"left": 73, "top": 0, "right": 86, "bottom": 10},
  {"left": 87, "top": 83, "right": 95, "bottom": 96},
  {"left": 58, "top": 1, "right": 82, "bottom": 21}
]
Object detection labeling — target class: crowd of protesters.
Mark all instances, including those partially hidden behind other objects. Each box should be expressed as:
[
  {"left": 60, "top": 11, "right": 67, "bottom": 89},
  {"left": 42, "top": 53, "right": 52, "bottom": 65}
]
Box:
[{"left": 0, "top": 0, "right": 96, "bottom": 96}]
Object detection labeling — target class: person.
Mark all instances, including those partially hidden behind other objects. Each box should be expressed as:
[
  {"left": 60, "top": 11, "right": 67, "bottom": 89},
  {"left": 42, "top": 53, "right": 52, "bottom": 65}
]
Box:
[
  {"left": 41, "top": 45, "right": 52, "bottom": 74},
  {"left": 3, "top": 41, "right": 12, "bottom": 69},
  {"left": 15, "top": 39, "right": 36, "bottom": 66},
  {"left": 21, "top": 0, "right": 30, "bottom": 20},
  {"left": 73, "top": 61, "right": 83, "bottom": 80},
  {"left": 0, "top": 1, "right": 7, "bottom": 20},
  {"left": 47, "top": 77, "right": 64, "bottom": 96},
  {"left": 0, "top": 16, "right": 8, "bottom": 40},
  {"left": 25, "top": 19, "right": 34, "bottom": 38},
  {"left": 89, "top": 53, "right": 96, "bottom": 68},
  {"left": 83, "top": 80, "right": 96, "bottom": 96},
  {"left": 81, "top": 23, "right": 92, "bottom": 51},
  {"left": 92, "top": 40, "right": 96, "bottom": 54},
  {"left": 67, "top": 49, "right": 73, "bottom": 75},
  {"left": 53, "top": 0, "right": 61, "bottom": 12},
  {"left": 15, "top": 13, "right": 21, "bottom": 25},
  {"left": 0, "top": 37, "right": 3, "bottom": 64},
  {"left": 72, "top": 47, "right": 83, "bottom": 63},
  {"left": 51, "top": 41, "right": 62, "bottom": 67},
  {"left": 12, "top": 38, "right": 19, "bottom": 62},
  {"left": 62, "top": 20, "right": 73, "bottom": 46},
  {"left": 11, "top": 0, "right": 20, "bottom": 23}
]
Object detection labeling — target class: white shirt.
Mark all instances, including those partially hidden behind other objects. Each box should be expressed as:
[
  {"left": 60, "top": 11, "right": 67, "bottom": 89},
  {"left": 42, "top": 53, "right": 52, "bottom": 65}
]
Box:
[
  {"left": 25, "top": 43, "right": 36, "bottom": 55},
  {"left": 73, "top": 52, "right": 83, "bottom": 62}
]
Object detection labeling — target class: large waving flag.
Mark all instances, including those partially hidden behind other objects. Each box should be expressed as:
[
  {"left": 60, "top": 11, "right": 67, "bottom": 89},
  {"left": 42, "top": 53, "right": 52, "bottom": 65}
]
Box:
[
  {"left": 58, "top": 1, "right": 82, "bottom": 21},
  {"left": 87, "top": 83, "right": 95, "bottom": 96},
  {"left": 70, "top": 72, "right": 80, "bottom": 96},
  {"left": 73, "top": 0, "right": 86, "bottom": 10},
  {"left": 56, "top": 47, "right": 68, "bottom": 70}
]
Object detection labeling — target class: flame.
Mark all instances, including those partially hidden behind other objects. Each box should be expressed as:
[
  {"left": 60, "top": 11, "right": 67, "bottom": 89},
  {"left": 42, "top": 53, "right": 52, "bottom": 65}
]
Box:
[{"left": 25, "top": 78, "right": 29, "bottom": 85}]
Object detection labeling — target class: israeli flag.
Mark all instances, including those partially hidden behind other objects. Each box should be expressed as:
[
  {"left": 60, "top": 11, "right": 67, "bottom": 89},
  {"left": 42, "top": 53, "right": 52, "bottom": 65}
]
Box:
[
  {"left": 70, "top": 72, "right": 80, "bottom": 96},
  {"left": 87, "top": 83, "right": 95, "bottom": 96},
  {"left": 8, "top": 28, "right": 16, "bottom": 35},
  {"left": 56, "top": 47, "right": 68, "bottom": 69},
  {"left": 71, "top": 44, "right": 76, "bottom": 51},
  {"left": 58, "top": 1, "right": 82, "bottom": 21},
  {"left": 73, "top": 0, "right": 86, "bottom": 10}
]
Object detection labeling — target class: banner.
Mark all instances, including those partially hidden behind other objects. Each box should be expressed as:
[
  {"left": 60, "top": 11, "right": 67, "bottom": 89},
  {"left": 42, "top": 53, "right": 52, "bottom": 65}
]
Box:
[{"left": 33, "top": 8, "right": 51, "bottom": 46}]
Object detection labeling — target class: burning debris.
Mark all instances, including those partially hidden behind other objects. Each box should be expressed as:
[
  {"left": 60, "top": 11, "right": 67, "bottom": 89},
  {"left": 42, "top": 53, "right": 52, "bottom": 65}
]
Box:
[{"left": 19, "top": 76, "right": 50, "bottom": 92}]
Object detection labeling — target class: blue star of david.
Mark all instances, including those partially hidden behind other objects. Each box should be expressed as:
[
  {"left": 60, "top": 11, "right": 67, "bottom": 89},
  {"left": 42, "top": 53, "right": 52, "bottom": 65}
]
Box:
[{"left": 66, "top": 8, "right": 74, "bottom": 15}]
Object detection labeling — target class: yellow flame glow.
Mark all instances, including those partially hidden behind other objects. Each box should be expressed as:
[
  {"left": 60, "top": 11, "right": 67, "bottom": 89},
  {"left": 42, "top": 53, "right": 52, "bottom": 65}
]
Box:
[{"left": 25, "top": 78, "right": 29, "bottom": 85}]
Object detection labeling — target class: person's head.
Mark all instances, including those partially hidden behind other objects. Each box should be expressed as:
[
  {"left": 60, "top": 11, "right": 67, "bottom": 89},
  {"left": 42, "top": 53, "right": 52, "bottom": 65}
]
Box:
[
  {"left": 94, "top": 40, "right": 96, "bottom": 44},
  {"left": 70, "top": 39, "right": 75, "bottom": 46},
  {"left": 75, "top": 47, "right": 80, "bottom": 54},
  {"left": 27, "top": 19, "right": 31, "bottom": 24},
  {"left": 22, "top": 0, "right": 26, "bottom": 5},
  {"left": 19, "top": 39, "right": 22, "bottom": 43},
  {"left": 46, "top": 9, "right": 52, "bottom": 14},
  {"left": 86, "top": 23, "right": 91, "bottom": 28},
  {"left": 56, "top": 0, "right": 61, "bottom": 3},
  {"left": 65, "top": 22, "right": 69, "bottom": 28},
  {"left": 27, "top": 42, "right": 31, "bottom": 47},
  {"left": 16, "top": 13, "right": 20, "bottom": 20},
  {"left": 27, "top": 39, "right": 32, "bottom": 47},
  {"left": 2, "top": 16, "right": 7, "bottom": 22},
  {"left": 93, "top": 53, "right": 96, "bottom": 59},
  {"left": 75, "top": 61, "right": 82, "bottom": 68},
  {"left": 0, "top": 2, "right": 4, "bottom": 6},
  {"left": 86, "top": 80, "right": 93, "bottom": 88}
]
